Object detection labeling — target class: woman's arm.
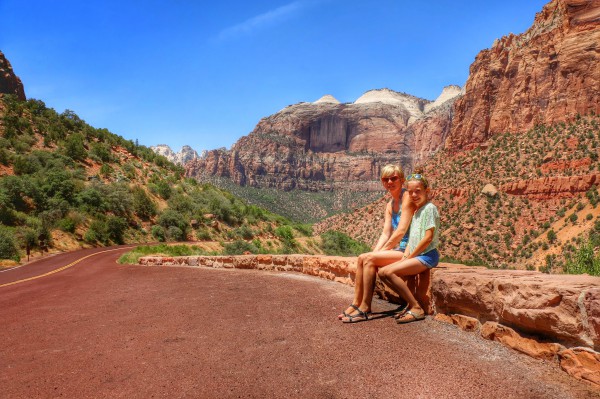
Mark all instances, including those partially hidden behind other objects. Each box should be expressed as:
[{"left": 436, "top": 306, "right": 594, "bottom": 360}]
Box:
[
  {"left": 373, "top": 201, "right": 393, "bottom": 251},
  {"left": 380, "top": 191, "right": 416, "bottom": 251},
  {"left": 406, "top": 228, "right": 434, "bottom": 259}
]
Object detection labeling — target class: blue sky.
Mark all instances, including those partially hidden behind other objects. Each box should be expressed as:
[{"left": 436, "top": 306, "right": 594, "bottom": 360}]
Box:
[{"left": 1, "top": 0, "right": 548, "bottom": 152}]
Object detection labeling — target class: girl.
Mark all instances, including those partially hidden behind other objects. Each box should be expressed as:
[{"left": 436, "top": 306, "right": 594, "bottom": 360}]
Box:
[
  {"left": 339, "top": 164, "right": 416, "bottom": 323},
  {"left": 377, "top": 171, "right": 440, "bottom": 324}
]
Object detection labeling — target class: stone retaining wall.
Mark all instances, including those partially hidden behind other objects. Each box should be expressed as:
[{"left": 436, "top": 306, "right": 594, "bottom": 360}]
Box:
[{"left": 139, "top": 254, "right": 600, "bottom": 386}]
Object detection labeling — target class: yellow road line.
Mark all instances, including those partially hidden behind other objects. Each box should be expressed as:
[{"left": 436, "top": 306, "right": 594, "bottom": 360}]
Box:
[{"left": 0, "top": 247, "right": 132, "bottom": 288}]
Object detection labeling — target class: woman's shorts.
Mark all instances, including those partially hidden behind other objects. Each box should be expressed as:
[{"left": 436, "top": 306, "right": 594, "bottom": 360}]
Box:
[
  {"left": 394, "top": 242, "right": 408, "bottom": 252},
  {"left": 415, "top": 249, "right": 439, "bottom": 268}
]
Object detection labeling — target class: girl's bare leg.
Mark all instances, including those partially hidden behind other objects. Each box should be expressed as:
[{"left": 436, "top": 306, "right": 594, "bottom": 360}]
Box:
[{"left": 378, "top": 258, "right": 427, "bottom": 314}]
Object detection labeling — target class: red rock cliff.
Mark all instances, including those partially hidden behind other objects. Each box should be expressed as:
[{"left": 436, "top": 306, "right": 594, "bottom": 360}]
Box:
[
  {"left": 447, "top": 0, "right": 600, "bottom": 150},
  {"left": 0, "top": 51, "right": 26, "bottom": 100}
]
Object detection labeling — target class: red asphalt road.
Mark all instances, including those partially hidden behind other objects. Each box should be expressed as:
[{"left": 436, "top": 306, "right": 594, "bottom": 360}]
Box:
[{"left": 0, "top": 247, "right": 598, "bottom": 399}]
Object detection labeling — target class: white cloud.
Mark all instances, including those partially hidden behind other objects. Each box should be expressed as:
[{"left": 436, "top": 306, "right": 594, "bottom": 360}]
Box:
[{"left": 216, "top": 1, "right": 305, "bottom": 41}]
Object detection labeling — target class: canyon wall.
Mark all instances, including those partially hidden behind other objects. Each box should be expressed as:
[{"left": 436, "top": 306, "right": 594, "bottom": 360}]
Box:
[
  {"left": 447, "top": 0, "right": 600, "bottom": 150},
  {"left": 186, "top": 88, "right": 460, "bottom": 192}
]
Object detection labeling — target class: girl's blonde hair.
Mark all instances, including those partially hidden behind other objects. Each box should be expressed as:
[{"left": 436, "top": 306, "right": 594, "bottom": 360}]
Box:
[
  {"left": 406, "top": 167, "right": 430, "bottom": 189},
  {"left": 380, "top": 164, "right": 404, "bottom": 180}
]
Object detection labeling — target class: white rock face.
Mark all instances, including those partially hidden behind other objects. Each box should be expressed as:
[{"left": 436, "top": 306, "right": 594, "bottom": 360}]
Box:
[
  {"left": 150, "top": 144, "right": 200, "bottom": 166},
  {"left": 354, "top": 88, "right": 429, "bottom": 124},
  {"left": 151, "top": 144, "right": 175, "bottom": 159},
  {"left": 313, "top": 94, "right": 340, "bottom": 104},
  {"left": 178, "top": 145, "right": 200, "bottom": 165},
  {"left": 424, "top": 85, "right": 463, "bottom": 113}
]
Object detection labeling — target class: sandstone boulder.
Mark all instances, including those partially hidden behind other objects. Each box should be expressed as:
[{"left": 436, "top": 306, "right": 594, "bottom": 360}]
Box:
[
  {"left": 432, "top": 266, "right": 600, "bottom": 348},
  {"left": 481, "top": 183, "right": 498, "bottom": 197},
  {"left": 559, "top": 347, "right": 600, "bottom": 385}
]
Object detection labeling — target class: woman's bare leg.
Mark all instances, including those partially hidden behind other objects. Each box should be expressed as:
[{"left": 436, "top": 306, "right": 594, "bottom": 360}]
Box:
[
  {"left": 340, "top": 250, "right": 405, "bottom": 321},
  {"left": 338, "top": 253, "right": 367, "bottom": 318}
]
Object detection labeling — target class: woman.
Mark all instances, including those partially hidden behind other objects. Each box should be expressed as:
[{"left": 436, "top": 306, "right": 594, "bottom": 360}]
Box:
[{"left": 339, "top": 164, "right": 416, "bottom": 323}]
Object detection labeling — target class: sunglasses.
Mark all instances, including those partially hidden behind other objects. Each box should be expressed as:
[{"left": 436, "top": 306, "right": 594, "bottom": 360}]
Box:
[
  {"left": 407, "top": 174, "right": 422, "bottom": 180},
  {"left": 381, "top": 176, "right": 400, "bottom": 182}
]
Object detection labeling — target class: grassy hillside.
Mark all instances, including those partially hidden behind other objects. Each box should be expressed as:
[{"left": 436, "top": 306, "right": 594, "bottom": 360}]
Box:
[{"left": 0, "top": 94, "right": 338, "bottom": 263}]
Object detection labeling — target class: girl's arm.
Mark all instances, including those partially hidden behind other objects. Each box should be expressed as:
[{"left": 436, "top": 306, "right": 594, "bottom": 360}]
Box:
[
  {"left": 373, "top": 201, "right": 393, "bottom": 251},
  {"left": 406, "top": 228, "right": 434, "bottom": 259},
  {"left": 380, "top": 191, "right": 416, "bottom": 251}
]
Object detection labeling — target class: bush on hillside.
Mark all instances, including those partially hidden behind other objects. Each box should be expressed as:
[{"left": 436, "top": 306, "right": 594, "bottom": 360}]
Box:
[
  {"left": 320, "top": 230, "right": 371, "bottom": 256},
  {"left": 151, "top": 225, "right": 166, "bottom": 242},
  {"left": 0, "top": 227, "right": 20, "bottom": 261},
  {"left": 223, "top": 240, "right": 260, "bottom": 255},
  {"left": 132, "top": 187, "right": 157, "bottom": 220},
  {"left": 563, "top": 239, "right": 600, "bottom": 276}
]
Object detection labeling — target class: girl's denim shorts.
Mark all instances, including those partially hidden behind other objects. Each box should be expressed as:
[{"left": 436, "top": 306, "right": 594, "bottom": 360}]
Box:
[{"left": 416, "top": 249, "right": 440, "bottom": 268}]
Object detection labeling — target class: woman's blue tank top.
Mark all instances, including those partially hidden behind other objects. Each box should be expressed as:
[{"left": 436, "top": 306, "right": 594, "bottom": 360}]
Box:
[{"left": 391, "top": 189, "right": 410, "bottom": 250}]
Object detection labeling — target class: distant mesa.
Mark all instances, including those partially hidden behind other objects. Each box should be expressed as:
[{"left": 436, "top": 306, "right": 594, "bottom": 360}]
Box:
[{"left": 313, "top": 95, "right": 340, "bottom": 104}]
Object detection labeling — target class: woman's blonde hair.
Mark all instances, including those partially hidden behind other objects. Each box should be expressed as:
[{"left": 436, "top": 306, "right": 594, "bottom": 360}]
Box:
[{"left": 380, "top": 164, "right": 404, "bottom": 180}]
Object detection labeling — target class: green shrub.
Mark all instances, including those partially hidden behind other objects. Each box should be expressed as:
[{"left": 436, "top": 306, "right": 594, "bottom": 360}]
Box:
[
  {"left": 151, "top": 225, "right": 166, "bottom": 242},
  {"left": 0, "top": 227, "right": 20, "bottom": 261},
  {"left": 166, "top": 226, "right": 185, "bottom": 242},
  {"left": 57, "top": 217, "right": 77, "bottom": 233},
  {"left": 547, "top": 229, "right": 557, "bottom": 243},
  {"left": 85, "top": 220, "right": 109, "bottom": 245},
  {"left": 275, "top": 225, "right": 297, "bottom": 253},
  {"left": 84, "top": 217, "right": 125, "bottom": 245},
  {"left": 62, "top": 133, "right": 87, "bottom": 161},
  {"left": 223, "top": 240, "right": 260, "bottom": 255},
  {"left": 106, "top": 216, "right": 127, "bottom": 244},
  {"left": 293, "top": 224, "right": 313, "bottom": 237},
  {"left": 76, "top": 187, "right": 104, "bottom": 213},
  {"left": 195, "top": 228, "right": 211, "bottom": 241},
  {"left": 154, "top": 180, "right": 172, "bottom": 200},
  {"left": 158, "top": 209, "right": 188, "bottom": 232},
  {"left": 563, "top": 240, "right": 600, "bottom": 276},
  {"left": 275, "top": 225, "right": 294, "bottom": 241},
  {"left": 319, "top": 230, "right": 371, "bottom": 256},
  {"left": 132, "top": 187, "right": 157, "bottom": 220},
  {"left": 234, "top": 225, "right": 254, "bottom": 240}
]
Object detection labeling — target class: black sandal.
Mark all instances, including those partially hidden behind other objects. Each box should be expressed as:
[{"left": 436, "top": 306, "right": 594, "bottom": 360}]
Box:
[
  {"left": 342, "top": 308, "right": 370, "bottom": 323},
  {"left": 393, "top": 303, "right": 410, "bottom": 319},
  {"left": 337, "top": 304, "right": 359, "bottom": 320}
]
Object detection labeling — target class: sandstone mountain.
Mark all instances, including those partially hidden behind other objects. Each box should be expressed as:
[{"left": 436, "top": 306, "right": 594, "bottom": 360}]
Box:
[
  {"left": 185, "top": 87, "right": 461, "bottom": 193},
  {"left": 151, "top": 144, "right": 202, "bottom": 166},
  {"left": 447, "top": 0, "right": 600, "bottom": 150},
  {"left": 315, "top": 0, "right": 600, "bottom": 271},
  {"left": 0, "top": 51, "right": 26, "bottom": 101}
]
